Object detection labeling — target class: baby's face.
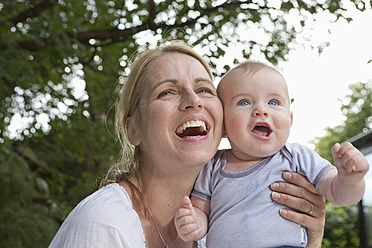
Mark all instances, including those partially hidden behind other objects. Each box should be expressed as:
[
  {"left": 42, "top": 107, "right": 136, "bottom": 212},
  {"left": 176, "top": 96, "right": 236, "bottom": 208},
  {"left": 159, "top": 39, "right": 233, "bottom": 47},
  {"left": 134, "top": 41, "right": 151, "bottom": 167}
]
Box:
[{"left": 219, "top": 68, "right": 293, "bottom": 160}]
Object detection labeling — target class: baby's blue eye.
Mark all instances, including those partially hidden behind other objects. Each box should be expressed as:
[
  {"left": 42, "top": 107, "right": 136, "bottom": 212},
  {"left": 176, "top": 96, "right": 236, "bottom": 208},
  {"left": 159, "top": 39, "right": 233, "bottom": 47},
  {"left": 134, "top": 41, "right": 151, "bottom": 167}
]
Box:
[
  {"left": 268, "top": 99, "right": 279, "bottom": 106},
  {"left": 238, "top": 99, "right": 250, "bottom": 106}
]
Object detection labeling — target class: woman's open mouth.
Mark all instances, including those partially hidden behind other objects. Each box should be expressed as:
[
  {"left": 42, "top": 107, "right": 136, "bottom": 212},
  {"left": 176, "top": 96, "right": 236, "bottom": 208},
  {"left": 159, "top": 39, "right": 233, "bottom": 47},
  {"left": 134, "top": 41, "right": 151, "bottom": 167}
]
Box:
[{"left": 176, "top": 120, "right": 207, "bottom": 138}]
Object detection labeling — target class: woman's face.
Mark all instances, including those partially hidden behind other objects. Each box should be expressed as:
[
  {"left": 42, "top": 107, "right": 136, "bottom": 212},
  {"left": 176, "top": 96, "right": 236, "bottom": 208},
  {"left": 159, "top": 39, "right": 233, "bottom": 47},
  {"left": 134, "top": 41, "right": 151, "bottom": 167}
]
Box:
[{"left": 132, "top": 52, "right": 223, "bottom": 170}]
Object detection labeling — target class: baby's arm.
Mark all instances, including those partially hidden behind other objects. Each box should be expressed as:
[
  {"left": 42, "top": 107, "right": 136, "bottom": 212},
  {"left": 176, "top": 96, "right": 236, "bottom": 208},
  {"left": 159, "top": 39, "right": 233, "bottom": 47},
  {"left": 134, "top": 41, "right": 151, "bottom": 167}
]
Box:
[
  {"left": 174, "top": 196, "right": 210, "bottom": 241},
  {"left": 318, "top": 142, "right": 369, "bottom": 206}
]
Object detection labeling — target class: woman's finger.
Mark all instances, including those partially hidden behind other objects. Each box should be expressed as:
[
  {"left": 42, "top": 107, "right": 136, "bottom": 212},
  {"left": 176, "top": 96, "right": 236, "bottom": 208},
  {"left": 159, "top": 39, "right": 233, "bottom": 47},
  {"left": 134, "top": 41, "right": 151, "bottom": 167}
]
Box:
[
  {"left": 270, "top": 181, "right": 318, "bottom": 206},
  {"left": 270, "top": 172, "right": 325, "bottom": 217},
  {"left": 271, "top": 172, "right": 326, "bottom": 247},
  {"left": 278, "top": 208, "right": 325, "bottom": 233},
  {"left": 283, "top": 172, "right": 318, "bottom": 194},
  {"left": 271, "top": 191, "right": 320, "bottom": 217}
]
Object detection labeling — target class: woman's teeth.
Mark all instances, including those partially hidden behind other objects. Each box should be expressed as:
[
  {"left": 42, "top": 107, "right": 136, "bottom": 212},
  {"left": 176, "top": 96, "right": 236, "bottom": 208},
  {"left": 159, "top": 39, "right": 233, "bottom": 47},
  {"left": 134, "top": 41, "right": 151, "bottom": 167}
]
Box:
[{"left": 176, "top": 120, "right": 207, "bottom": 135}]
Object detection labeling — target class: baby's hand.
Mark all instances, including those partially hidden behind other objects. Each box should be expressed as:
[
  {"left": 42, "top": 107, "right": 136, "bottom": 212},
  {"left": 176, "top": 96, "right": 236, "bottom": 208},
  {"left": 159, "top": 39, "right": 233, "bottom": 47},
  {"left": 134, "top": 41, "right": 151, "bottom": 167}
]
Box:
[
  {"left": 174, "top": 196, "right": 203, "bottom": 242},
  {"left": 332, "top": 142, "right": 370, "bottom": 185}
]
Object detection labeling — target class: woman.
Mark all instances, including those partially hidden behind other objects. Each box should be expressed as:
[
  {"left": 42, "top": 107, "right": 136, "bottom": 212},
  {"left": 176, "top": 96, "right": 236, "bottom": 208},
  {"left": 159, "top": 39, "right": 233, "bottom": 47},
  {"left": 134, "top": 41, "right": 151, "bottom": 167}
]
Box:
[{"left": 49, "top": 41, "right": 325, "bottom": 248}]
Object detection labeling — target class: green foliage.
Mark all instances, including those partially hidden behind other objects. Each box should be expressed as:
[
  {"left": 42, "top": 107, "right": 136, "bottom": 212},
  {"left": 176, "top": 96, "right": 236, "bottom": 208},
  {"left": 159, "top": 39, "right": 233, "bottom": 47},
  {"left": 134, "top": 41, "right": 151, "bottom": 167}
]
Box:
[
  {"left": 21, "top": 111, "right": 119, "bottom": 219},
  {"left": 0, "top": 142, "right": 59, "bottom": 247},
  {"left": 0, "top": 1, "right": 370, "bottom": 247},
  {"left": 366, "top": 205, "right": 372, "bottom": 245},
  {"left": 313, "top": 81, "right": 372, "bottom": 163},
  {"left": 312, "top": 81, "right": 371, "bottom": 246},
  {"left": 322, "top": 205, "right": 360, "bottom": 247}
]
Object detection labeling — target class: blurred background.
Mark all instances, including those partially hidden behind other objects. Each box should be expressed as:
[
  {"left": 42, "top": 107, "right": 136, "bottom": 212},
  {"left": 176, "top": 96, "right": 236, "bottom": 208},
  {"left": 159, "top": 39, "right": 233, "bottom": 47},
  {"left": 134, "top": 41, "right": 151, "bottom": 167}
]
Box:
[{"left": 0, "top": 0, "right": 371, "bottom": 247}]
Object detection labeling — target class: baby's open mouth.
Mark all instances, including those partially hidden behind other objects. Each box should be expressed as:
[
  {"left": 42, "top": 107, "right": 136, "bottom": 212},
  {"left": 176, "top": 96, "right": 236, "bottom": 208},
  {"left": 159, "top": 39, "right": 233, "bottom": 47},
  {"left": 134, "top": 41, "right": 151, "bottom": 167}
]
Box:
[
  {"left": 252, "top": 124, "right": 272, "bottom": 137},
  {"left": 176, "top": 120, "right": 207, "bottom": 138}
]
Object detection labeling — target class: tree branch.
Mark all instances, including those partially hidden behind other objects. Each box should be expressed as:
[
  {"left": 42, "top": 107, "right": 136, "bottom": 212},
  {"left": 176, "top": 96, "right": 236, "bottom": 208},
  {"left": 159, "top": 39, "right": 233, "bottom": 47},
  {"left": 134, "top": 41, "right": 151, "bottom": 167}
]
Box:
[
  {"left": 203, "top": 0, "right": 253, "bottom": 13},
  {"left": 147, "top": 0, "right": 156, "bottom": 24},
  {"left": 12, "top": 0, "right": 259, "bottom": 51},
  {"left": 2, "top": 0, "right": 56, "bottom": 25},
  {"left": 18, "top": 145, "right": 49, "bottom": 170}
]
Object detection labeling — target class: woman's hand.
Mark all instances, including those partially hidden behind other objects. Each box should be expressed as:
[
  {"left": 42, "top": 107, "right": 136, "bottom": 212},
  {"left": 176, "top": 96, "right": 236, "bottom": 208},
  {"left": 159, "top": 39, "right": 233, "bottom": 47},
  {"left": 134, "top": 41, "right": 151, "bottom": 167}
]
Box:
[{"left": 270, "top": 172, "right": 325, "bottom": 248}]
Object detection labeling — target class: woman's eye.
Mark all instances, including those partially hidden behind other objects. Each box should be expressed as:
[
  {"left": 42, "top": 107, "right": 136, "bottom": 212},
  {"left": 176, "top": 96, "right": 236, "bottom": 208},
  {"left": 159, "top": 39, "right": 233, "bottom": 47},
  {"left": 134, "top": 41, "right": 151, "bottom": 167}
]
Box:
[
  {"left": 238, "top": 99, "right": 250, "bottom": 106},
  {"left": 197, "top": 87, "right": 215, "bottom": 95},
  {"left": 268, "top": 99, "right": 279, "bottom": 106},
  {"left": 157, "top": 90, "right": 174, "bottom": 98}
]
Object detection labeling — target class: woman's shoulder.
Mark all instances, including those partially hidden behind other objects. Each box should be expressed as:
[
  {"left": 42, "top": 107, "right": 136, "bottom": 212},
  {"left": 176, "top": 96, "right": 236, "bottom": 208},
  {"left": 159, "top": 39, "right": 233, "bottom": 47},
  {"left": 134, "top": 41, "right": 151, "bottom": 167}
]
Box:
[
  {"left": 49, "top": 183, "right": 145, "bottom": 247},
  {"left": 87, "top": 183, "right": 133, "bottom": 207},
  {"left": 66, "top": 183, "right": 139, "bottom": 227}
]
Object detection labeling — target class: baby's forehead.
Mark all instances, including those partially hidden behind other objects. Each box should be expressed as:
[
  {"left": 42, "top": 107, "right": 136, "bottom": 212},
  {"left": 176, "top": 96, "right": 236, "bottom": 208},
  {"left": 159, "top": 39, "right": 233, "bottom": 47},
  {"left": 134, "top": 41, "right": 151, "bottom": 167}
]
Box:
[
  {"left": 220, "top": 67, "right": 290, "bottom": 100},
  {"left": 224, "top": 66, "right": 286, "bottom": 86}
]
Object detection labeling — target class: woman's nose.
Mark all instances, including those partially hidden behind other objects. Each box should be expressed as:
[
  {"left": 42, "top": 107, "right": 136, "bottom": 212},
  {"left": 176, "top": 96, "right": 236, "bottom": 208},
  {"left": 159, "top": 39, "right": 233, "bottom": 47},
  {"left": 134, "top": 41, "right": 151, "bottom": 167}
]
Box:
[{"left": 180, "top": 89, "right": 202, "bottom": 110}]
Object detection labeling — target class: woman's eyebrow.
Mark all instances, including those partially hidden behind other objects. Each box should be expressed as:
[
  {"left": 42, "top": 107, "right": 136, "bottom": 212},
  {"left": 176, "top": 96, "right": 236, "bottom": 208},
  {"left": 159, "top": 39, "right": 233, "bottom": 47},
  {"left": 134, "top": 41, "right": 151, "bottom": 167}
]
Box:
[
  {"left": 152, "top": 77, "right": 213, "bottom": 90},
  {"left": 151, "top": 79, "right": 178, "bottom": 91},
  {"left": 195, "top": 78, "right": 214, "bottom": 86}
]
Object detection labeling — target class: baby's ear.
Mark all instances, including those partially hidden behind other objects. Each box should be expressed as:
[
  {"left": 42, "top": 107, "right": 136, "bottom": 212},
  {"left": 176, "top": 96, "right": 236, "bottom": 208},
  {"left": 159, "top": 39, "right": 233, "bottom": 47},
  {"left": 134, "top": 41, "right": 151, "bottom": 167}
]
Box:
[
  {"left": 290, "top": 111, "right": 293, "bottom": 127},
  {"left": 126, "top": 117, "right": 141, "bottom": 146}
]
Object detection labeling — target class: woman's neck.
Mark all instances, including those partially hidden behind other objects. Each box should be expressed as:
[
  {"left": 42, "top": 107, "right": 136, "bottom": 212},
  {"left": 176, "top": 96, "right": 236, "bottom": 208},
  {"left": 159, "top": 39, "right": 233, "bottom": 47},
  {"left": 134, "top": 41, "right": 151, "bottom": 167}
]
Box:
[
  {"left": 138, "top": 168, "right": 197, "bottom": 208},
  {"left": 132, "top": 170, "right": 198, "bottom": 248}
]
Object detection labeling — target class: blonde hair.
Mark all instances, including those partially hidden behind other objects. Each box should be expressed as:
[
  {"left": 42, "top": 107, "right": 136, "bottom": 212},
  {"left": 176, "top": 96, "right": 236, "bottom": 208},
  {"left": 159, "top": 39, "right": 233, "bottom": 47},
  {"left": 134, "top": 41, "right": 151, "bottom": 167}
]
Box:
[{"left": 101, "top": 41, "right": 213, "bottom": 189}]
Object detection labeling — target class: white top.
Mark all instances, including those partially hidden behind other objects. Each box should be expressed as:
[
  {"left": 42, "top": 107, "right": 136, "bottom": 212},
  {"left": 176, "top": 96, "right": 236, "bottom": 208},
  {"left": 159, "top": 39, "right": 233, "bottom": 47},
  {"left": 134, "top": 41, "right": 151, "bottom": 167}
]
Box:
[
  {"left": 49, "top": 183, "right": 146, "bottom": 247},
  {"left": 49, "top": 183, "right": 206, "bottom": 248}
]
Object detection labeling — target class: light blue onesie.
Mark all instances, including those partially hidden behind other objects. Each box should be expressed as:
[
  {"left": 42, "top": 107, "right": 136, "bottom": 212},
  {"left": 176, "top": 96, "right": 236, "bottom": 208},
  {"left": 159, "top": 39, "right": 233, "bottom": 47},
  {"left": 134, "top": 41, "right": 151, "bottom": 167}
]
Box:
[{"left": 192, "top": 142, "right": 334, "bottom": 248}]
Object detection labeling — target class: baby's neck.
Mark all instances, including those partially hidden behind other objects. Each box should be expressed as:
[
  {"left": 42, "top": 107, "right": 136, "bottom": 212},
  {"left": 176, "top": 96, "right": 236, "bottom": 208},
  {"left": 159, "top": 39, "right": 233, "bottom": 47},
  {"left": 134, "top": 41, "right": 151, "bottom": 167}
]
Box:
[{"left": 224, "top": 149, "right": 266, "bottom": 172}]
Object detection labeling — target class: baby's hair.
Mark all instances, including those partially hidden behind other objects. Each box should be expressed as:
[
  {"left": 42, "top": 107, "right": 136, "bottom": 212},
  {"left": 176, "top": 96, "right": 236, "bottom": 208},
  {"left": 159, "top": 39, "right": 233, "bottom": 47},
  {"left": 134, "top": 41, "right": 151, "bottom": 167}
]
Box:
[
  {"left": 230, "top": 60, "right": 278, "bottom": 77},
  {"left": 217, "top": 60, "right": 280, "bottom": 94}
]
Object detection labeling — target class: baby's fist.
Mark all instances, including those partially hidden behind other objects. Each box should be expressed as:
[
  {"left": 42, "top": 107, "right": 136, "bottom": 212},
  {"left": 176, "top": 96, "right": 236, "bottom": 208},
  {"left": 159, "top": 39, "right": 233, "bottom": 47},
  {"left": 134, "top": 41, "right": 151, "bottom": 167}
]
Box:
[{"left": 332, "top": 142, "right": 369, "bottom": 175}]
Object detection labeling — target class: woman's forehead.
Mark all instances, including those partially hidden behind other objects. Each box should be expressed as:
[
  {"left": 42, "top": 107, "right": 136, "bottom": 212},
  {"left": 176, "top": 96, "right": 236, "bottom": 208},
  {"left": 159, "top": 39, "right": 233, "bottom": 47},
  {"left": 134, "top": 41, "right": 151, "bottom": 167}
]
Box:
[{"left": 146, "top": 53, "right": 211, "bottom": 82}]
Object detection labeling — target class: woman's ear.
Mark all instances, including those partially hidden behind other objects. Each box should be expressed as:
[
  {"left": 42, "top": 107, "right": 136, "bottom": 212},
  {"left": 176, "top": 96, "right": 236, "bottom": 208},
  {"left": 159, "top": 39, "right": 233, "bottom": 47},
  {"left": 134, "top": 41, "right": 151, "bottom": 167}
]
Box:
[{"left": 125, "top": 117, "right": 141, "bottom": 146}]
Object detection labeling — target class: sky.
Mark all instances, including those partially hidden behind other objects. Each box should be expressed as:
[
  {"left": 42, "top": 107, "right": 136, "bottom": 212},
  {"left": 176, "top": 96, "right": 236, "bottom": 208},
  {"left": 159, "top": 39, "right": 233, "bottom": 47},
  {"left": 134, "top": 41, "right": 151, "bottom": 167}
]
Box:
[
  {"left": 218, "top": 6, "right": 372, "bottom": 149},
  {"left": 284, "top": 8, "right": 372, "bottom": 147}
]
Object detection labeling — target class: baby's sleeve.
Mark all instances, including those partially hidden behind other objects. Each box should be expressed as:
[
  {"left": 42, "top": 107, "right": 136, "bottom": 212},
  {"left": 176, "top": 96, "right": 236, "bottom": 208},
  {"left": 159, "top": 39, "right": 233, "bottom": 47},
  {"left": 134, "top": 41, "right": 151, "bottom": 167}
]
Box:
[
  {"left": 192, "top": 160, "right": 214, "bottom": 202},
  {"left": 191, "top": 150, "right": 224, "bottom": 202},
  {"left": 291, "top": 143, "right": 335, "bottom": 190}
]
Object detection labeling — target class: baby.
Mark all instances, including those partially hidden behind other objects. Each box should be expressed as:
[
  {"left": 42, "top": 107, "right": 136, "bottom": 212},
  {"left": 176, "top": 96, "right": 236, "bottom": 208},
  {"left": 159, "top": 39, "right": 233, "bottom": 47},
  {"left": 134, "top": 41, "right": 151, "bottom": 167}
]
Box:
[{"left": 174, "top": 61, "right": 369, "bottom": 247}]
